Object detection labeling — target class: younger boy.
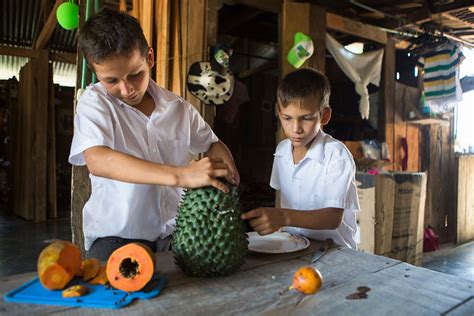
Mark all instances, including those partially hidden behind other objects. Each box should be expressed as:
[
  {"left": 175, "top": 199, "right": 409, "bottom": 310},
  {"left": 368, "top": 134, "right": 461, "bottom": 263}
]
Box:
[
  {"left": 241, "top": 68, "right": 360, "bottom": 248},
  {"left": 69, "top": 9, "right": 239, "bottom": 260}
]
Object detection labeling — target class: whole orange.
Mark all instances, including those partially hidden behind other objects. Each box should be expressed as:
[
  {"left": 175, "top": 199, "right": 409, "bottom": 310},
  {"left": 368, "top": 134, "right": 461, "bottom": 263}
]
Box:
[{"left": 290, "top": 266, "right": 323, "bottom": 295}]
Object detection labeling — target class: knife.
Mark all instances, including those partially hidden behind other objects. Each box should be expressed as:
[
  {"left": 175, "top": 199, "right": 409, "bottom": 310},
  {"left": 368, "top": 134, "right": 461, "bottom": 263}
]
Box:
[{"left": 310, "top": 238, "right": 334, "bottom": 263}]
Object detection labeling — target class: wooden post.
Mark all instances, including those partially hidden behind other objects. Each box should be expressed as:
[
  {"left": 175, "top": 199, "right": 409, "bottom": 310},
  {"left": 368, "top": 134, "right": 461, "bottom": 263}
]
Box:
[
  {"left": 308, "top": 6, "right": 326, "bottom": 73},
  {"left": 71, "top": 0, "right": 92, "bottom": 253},
  {"left": 155, "top": 0, "right": 170, "bottom": 87},
  {"left": 382, "top": 37, "right": 396, "bottom": 170},
  {"left": 457, "top": 156, "right": 474, "bottom": 244}
]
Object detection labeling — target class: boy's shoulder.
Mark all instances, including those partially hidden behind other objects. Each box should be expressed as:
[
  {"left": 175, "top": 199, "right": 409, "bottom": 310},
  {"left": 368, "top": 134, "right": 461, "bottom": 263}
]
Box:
[{"left": 318, "top": 132, "right": 353, "bottom": 161}]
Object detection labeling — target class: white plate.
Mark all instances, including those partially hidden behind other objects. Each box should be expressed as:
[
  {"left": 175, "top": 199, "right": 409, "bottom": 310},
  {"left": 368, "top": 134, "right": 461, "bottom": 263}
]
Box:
[{"left": 247, "top": 232, "right": 310, "bottom": 254}]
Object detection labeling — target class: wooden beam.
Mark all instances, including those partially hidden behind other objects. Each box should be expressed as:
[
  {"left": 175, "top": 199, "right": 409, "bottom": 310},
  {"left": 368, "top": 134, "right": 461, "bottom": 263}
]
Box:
[
  {"left": 34, "top": 0, "right": 62, "bottom": 50},
  {"left": 0, "top": 45, "right": 77, "bottom": 64},
  {"left": 431, "top": 0, "right": 474, "bottom": 14},
  {"left": 308, "top": 5, "right": 326, "bottom": 73},
  {"left": 50, "top": 52, "right": 77, "bottom": 64},
  {"left": 382, "top": 38, "right": 396, "bottom": 169},
  {"left": 0, "top": 45, "right": 39, "bottom": 58},
  {"left": 222, "top": 0, "right": 281, "bottom": 13},
  {"left": 326, "top": 12, "right": 388, "bottom": 44}
]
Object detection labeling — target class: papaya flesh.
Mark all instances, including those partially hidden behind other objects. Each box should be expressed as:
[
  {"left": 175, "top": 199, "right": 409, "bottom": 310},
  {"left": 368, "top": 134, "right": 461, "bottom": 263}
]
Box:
[
  {"left": 81, "top": 258, "right": 101, "bottom": 281},
  {"left": 106, "top": 243, "right": 155, "bottom": 292},
  {"left": 37, "top": 241, "right": 82, "bottom": 290},
  {"left": 89, "top": 265, "right": 108, "bottom": 285}
]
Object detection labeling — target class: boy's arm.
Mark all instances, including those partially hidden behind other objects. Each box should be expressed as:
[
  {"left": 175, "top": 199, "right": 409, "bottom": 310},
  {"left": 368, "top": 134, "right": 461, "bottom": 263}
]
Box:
[
  {"left": 204, "top": 140, "right": 240, "bottom": 185},
  {"left": 241, "top": 207, "right": 344, "bottom": 236},
  {"left": 84, "top": 146, "right": 233, "bottom": 192}
]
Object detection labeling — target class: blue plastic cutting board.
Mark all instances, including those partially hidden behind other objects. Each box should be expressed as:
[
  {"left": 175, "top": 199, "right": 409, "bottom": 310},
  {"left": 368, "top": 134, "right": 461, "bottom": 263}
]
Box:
[{"left": 3, "top": 274, "right": 167, "bottom": 309}]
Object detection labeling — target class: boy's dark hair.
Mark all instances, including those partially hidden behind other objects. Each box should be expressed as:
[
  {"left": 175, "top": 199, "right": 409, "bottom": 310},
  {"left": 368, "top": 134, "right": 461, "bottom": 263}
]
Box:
[
  {"left": 77, "top": 9, "right": 148, "bottom": 66},
  {"left": 277, "top": 68, "right": 331, "bottom": 111}
]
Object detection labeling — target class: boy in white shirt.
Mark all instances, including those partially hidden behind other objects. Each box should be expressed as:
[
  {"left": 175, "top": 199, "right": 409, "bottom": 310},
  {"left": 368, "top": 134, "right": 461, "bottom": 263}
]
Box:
[
  {"left": 69, "top": 9, "right": 239, "bottom": 259},
  {"left": 241, "top": 68, "right": 360, "bottom": 248}
]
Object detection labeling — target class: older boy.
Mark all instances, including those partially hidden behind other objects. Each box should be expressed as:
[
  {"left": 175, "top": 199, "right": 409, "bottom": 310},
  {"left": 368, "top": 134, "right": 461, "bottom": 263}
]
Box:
[
  {"left": 241, "top": 68, "right": 360, "bottom": 248},
  {"left": 69, "top": 9, "right": 239, "bottom": 259}
]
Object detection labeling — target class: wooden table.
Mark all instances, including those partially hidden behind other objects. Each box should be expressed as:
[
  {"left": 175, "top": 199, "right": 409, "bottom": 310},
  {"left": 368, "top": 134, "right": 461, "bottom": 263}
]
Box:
[{"left": 1, "top": 241, "right": 473, "bottom": 315}]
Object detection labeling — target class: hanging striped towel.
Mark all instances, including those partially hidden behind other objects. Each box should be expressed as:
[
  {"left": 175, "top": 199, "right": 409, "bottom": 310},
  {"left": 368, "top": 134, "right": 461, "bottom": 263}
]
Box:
[{"left": 417, "top": 44, "right": 464, "bottom": 101}]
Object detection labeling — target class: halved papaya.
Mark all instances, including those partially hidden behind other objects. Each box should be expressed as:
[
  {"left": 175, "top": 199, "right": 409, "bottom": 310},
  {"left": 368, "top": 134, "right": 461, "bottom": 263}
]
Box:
[
  {"left": 106, "top": 243, "right": 155, "bottom": 292},
  {"left": 37, "top": 240, "right": 82, "bottom": 290}
]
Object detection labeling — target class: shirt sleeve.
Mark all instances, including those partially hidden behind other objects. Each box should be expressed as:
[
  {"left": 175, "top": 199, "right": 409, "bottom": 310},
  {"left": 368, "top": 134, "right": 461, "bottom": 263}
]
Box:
[
  {"left": 269, "top": 154, "right": 280, "bottom": 190},
  {"left": 186, "top": 102, "right": 219, "bottom": 154},
  {"left": 69, "top": 90, "right": 115, "bottom": 166},
  {"left": 322, "top": 156, "right": 360, "bottom": 211}
]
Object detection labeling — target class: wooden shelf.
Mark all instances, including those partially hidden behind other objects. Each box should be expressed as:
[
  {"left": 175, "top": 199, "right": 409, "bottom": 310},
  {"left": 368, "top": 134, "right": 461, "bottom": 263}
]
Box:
[{"left": 406, "top": 118, "right": 450, "bottom": 126}]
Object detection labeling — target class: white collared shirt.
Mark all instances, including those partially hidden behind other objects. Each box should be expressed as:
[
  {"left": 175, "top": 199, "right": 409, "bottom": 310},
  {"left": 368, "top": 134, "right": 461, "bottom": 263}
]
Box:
[
  {"left": 69, "top": 80, "right": 218, "bottom": 250},
  {"left": 270, "top": 130, "right": 360, "bottom": 248}
]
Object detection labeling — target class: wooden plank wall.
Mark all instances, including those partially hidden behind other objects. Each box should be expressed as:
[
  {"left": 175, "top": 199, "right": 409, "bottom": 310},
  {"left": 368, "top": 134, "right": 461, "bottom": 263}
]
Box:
[
  {"left": 457, "top": 155, "right": 474, "bottom": 243},
  {"left": 13, "top": 50, "right": 56, "bottom": 221},
  {"left": 421, "top": 124, "right": 457, "bottom": 243}
]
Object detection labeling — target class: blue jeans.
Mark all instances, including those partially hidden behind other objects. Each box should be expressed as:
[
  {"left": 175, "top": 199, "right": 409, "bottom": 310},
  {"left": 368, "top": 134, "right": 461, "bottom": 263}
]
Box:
[{"left": 86, "top": 236, "right": 172, "bottom": 261}]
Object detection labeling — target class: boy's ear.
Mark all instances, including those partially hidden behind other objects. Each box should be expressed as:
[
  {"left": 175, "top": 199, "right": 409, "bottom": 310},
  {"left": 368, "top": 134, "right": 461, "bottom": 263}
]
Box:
[
  {"left": 321, "top": 107, "right": 332, "bottom": 126},
  {"left": 147, "top": 47, "right": 155, "bottom": 68}
]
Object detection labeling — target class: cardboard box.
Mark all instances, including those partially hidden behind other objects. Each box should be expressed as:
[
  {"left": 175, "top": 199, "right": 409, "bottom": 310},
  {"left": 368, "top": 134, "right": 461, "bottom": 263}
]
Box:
[{"left": 356, "top": 172, "right": 427, "bottom": 265}]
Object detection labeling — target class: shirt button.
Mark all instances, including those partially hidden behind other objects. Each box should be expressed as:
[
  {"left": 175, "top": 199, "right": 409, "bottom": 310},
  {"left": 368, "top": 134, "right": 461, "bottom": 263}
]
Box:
[{"left": 152, "top": 148, "right": 157, "bottom": 153}]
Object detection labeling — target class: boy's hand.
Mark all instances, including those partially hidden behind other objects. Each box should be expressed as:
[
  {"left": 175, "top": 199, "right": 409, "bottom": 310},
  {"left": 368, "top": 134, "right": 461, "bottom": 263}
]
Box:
[
  {"left": 241, "top": 208, "right": 287, "bottom": 236},
  {"left": 179, "top": 157, "right": 232, "bottom": 193}
]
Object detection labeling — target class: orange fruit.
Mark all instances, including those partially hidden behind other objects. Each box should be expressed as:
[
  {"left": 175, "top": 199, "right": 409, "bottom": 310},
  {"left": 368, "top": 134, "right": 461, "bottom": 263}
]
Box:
[{"left": 290, "top": 266, "right": 323, "bottom": 295}]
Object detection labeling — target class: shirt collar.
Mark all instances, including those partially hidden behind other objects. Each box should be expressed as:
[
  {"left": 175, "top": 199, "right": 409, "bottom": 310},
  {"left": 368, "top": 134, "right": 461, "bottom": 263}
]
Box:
[{"left": 275, "top": 130, "right": 326, "bottom": 164}]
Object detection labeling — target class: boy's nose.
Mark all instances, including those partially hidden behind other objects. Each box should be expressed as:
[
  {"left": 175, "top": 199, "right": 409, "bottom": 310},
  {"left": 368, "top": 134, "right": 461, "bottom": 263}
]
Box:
[
  {"left": 292, "top": 121, "right": 303, "bottom": 133},
  {"left": 119, "top": 81, "right": 134, "bottom": 95}
]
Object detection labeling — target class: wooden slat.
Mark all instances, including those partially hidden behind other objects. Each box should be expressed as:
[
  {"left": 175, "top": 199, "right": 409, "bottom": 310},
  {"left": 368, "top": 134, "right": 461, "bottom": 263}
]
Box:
[
  {"left": 34, "top": 50, "right": 50, "bottom": 221},
  {"left": 185, "top": 0, "right": 206, "bottom": 114},
  {"left": 308, "top": 5, "right": 326, "bottom": 73},
  {"left": 382, "top": 38, "right": 396, "bottom": 170},
  {"left": 223, "top": 0, "right": 281, "bottom": 13},
  {"left": 202, "top": 0, "right": 220, "bottom": 127},
  {"left": 50, "top": 52, "right": 77, "bottom": 64},
  {"left": 155, "top": 0, "right": 171, "bottom": 88},
  {"left": 71, "top": 0, "right": 93, "bottom": 251},
  {"left": 141, "top": 0, "right": 154, "bottom": 46},
  {"left": 180, "top": 0, "right": 188, "bottom": 97},
  {"left": 406, "top": 124, "right": 420, "bottom": 171},
  {"left": 47, "top": 62, "right": 57, "bottom": 219},
  {"left": 169, "top": 0, "right": 183, "bottom": 96},
  {"left": 0, "top": 45, "right": 38, "bottom": 58},
  {"left": 326, "top": 12, "right": 388, "bottom": 44},
  {"left": 34, "top": 0, "right": 62, "bottom": 50},
  {"left": 457, "top": 156, "right": 474, "bottom": 243},
  {"left": 374, "top": 174, "right": 395, "bottom": 256}
]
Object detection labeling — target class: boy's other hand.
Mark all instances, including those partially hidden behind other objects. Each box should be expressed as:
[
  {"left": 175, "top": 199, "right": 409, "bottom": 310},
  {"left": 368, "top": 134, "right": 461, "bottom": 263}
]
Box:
[
  {"left": 241, "top": 208, "right": 286, "bottom": 236},
  {"left": 179, "top": 157, "right": 232, "bottom": 193}
]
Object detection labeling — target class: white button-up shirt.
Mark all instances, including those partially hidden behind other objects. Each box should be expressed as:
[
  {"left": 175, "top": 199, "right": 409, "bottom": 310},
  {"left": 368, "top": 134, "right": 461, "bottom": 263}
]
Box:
[
  {"left": 69, "top": 80, "right": 218, "bottom": 250},
  {"left": 270, "top": 130, "right": 360, "bottom": 248}
]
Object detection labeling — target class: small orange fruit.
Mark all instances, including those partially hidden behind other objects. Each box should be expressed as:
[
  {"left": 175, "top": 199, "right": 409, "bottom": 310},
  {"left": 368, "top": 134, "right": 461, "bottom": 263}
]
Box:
[{"left": 290, "top": 266, "right": 323, "bottom": 295}]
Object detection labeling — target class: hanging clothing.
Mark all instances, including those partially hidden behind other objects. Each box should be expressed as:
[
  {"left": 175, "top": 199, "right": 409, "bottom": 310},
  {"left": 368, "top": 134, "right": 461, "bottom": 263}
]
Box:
[
  {"left": 417, "top": 43, "right": 464, "bottom": 113},
  {"left": 326, "top": 34, "right": 384, "bottom": 120}
]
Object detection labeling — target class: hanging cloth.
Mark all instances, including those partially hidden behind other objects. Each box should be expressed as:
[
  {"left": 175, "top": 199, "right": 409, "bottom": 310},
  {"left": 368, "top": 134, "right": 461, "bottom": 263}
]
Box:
[
  {"left": 417, "top": 43, "right": 464, "bottom": 114},
  {"left": 326, "top": 34, "right": 384, "bottom": 119}
]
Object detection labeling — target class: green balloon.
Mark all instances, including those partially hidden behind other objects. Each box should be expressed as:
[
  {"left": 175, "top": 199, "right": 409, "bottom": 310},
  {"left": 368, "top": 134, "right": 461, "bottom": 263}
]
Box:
[{"left": 56, "top": 2, "right": 79, "bottom": 30}]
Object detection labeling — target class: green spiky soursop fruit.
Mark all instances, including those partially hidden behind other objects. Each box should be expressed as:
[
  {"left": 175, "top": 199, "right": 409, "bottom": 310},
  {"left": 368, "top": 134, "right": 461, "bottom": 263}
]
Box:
[{"left": 172, "top": 182, "right": 248, "bottom": 277}]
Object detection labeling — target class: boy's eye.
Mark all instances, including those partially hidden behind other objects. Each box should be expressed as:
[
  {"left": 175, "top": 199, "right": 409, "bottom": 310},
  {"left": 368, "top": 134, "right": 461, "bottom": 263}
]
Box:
[
  {"left": 105, "top": 79, "right": 117, "bottom": 84},
  {"left": 129, "top": 72, "right": 142, "bottom": 79}
]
